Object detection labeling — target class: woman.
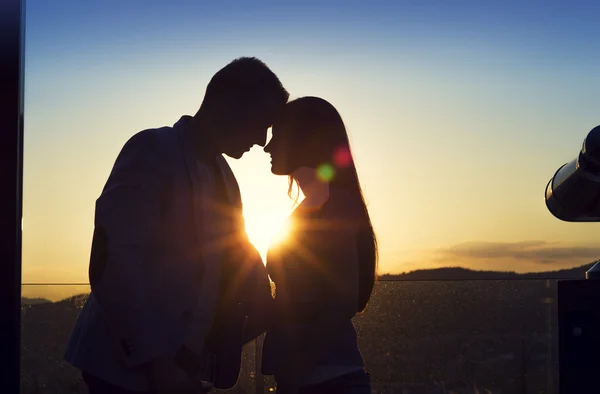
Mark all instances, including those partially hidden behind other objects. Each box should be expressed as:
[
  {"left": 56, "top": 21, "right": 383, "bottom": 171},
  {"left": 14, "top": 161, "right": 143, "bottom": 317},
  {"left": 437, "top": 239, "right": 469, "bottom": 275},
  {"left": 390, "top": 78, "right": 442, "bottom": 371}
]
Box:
[{"left": 261, "top": 96, "right": 378, "bottom": 394}]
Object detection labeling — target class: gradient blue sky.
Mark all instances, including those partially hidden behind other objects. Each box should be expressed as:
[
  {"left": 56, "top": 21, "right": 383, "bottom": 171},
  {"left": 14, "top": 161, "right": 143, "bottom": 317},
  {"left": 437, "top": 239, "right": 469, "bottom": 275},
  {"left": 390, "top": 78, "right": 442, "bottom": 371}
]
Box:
[{"left": 22, "top": 0, "right": 600, "bottom": 292}]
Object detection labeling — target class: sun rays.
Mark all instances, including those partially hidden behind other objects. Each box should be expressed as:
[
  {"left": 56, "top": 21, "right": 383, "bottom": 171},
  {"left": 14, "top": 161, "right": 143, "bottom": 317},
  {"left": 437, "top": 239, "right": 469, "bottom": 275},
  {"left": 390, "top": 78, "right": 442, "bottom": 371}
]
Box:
[
  {"left": 242, "top": 203, "right": 294, "bottom": 260},
  {"left": 202, "top": 196, "right": 348, "bottom": 299}
]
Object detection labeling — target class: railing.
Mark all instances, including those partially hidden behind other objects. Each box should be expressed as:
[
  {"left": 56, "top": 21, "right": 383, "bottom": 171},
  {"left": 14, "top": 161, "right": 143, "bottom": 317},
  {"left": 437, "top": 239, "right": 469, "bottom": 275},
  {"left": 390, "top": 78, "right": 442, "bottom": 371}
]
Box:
[{"left": 21, "top": 279, "right": 557, "bottom": 394}]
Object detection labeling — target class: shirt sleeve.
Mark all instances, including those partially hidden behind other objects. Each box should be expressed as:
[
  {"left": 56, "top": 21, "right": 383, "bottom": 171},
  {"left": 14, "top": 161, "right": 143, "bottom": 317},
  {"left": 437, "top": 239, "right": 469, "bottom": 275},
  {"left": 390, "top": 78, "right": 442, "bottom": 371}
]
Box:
[{"left": 89, "top": 130, "right": 169, "bottom": 368}]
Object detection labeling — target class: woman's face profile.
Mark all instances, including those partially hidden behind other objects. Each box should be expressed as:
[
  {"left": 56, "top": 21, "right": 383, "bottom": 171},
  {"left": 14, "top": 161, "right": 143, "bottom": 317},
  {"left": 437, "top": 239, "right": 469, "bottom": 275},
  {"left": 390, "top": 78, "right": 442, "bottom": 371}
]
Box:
[{"left": 264, "top": 119, "right": 299, "bottom": 176}]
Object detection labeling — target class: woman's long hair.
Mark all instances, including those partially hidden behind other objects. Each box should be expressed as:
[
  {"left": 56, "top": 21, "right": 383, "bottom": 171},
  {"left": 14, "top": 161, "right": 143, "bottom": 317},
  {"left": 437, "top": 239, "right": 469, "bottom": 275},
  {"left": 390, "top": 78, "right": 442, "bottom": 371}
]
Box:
[{"left": 280, "top": 97, "right": 378, "bottom": 312}]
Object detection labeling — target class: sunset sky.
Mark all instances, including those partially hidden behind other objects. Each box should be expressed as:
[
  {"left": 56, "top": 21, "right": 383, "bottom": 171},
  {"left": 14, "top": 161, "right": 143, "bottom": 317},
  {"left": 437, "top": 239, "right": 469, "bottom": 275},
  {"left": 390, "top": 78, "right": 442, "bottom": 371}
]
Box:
[{"left": 22, "top": 0, "right": 600, "bottom": 293}]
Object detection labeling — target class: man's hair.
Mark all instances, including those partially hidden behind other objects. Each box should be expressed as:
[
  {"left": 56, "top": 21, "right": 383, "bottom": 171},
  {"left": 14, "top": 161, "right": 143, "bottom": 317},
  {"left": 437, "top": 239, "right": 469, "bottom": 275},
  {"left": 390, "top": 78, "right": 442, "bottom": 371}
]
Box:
[{"left": 203, "top": 57, "right": 289, "bottom": 105}]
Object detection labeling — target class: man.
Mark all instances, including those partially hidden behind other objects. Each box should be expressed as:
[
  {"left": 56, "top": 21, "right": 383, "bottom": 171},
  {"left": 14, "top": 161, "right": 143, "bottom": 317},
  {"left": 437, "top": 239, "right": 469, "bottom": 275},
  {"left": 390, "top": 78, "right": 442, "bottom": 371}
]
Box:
[{"left": 64, "top": 57, "right": 288, "bottom": 394}]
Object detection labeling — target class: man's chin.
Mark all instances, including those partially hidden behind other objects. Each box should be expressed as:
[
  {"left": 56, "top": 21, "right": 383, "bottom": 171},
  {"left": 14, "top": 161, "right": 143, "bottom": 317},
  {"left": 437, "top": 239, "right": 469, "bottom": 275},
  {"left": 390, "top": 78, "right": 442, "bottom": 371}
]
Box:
[
  {"left": 224, "top": 150, "right": 246, "bottom": 160},
  {"left": 270, "top": 166, "right": 287, "bottom": 176}
]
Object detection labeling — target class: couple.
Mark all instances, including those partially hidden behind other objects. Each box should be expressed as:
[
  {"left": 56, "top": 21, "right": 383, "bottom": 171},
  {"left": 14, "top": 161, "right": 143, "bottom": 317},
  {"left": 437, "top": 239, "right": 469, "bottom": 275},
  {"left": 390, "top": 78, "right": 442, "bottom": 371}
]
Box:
[{"left": 64, "top": 57, "right": 378, "bottom": 394}]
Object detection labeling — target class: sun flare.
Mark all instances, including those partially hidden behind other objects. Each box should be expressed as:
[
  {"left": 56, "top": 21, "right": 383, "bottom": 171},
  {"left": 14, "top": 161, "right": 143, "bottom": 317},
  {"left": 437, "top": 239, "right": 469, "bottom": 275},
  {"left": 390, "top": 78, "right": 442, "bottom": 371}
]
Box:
[{"left": 244, "top": 210, "right": 293, "bottom": 262}]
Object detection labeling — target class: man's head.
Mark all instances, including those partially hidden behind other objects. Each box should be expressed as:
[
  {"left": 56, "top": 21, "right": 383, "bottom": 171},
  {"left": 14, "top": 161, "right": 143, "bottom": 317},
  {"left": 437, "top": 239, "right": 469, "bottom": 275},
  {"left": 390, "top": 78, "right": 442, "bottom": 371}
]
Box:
[{"left": 196, "top": 57, "right": 289, "bottom": 159}]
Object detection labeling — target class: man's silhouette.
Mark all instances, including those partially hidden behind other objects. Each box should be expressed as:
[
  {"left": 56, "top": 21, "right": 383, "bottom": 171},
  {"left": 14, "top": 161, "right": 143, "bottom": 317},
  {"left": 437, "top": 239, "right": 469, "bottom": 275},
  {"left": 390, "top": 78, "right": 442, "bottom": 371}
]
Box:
[{"left": 64, "top": 57, "right": 288, "bottom": 394}]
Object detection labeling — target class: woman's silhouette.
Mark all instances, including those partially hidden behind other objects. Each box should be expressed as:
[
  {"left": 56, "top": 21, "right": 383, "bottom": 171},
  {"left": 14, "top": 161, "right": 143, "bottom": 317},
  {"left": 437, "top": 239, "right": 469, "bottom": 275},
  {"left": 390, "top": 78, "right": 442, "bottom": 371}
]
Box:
[{"left": 262, "top": 96, "right": 378, "bottom": 394}]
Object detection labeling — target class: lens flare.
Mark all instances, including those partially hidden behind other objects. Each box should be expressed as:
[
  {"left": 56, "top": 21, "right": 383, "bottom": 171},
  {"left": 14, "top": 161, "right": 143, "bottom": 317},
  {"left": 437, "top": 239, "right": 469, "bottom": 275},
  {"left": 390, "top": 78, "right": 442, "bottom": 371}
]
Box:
[
  {"left": 333, "top": 145, "right": 352, "bottom": 168},
  {"left": 317, "top": 163, "right": 335, "bottom": 182}
]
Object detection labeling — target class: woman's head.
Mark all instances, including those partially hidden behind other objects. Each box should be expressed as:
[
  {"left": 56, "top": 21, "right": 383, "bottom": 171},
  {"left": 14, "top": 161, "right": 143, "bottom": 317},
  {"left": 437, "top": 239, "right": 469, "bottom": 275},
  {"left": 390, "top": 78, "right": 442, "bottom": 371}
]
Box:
[
  {"left": 264, "top": 96, "right": 352, "bottom": 180},
  {"left": 264, "top": 96, "right": 378, "bottom": 312}
]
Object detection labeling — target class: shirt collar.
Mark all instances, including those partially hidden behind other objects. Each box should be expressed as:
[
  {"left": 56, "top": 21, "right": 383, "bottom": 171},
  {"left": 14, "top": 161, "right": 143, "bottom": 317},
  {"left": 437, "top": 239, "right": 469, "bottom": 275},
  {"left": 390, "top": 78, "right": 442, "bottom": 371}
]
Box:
[{"left": 174, "top": 115, "right": 219, "bottom": 161}]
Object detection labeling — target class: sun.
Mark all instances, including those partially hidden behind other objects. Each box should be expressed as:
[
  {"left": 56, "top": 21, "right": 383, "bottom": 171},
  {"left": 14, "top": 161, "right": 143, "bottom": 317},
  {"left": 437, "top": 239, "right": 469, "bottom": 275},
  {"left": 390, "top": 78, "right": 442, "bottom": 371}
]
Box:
[{"left": 244, "top": 210, "right": 292, "bottom": 262}]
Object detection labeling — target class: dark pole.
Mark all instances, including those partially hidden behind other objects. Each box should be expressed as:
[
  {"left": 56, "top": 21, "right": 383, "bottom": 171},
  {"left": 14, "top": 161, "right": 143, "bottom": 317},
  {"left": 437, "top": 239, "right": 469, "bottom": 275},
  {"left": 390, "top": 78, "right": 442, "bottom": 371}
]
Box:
[
  {"left": 558, "top": 271, "right": 600, "bottom": 394},
  {"left": 0, "top": 0, "right": 25, "bottom": 393}
]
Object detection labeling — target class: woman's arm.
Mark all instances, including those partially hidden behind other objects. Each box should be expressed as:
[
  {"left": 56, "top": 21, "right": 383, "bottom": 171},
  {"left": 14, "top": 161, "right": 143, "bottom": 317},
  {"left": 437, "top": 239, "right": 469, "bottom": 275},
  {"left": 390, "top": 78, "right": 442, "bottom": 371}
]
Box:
[
  {"left": 268, "top": 216, "right": 360, "bottom": 385},
  {"left": 312, "top": 218, "right": 360, "bottom": 319}
]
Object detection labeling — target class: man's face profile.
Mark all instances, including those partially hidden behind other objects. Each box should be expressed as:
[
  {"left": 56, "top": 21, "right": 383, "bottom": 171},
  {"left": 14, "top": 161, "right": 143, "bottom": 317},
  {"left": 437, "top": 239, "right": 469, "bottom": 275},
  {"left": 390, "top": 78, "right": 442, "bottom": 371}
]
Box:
[{"left": 219, "top": 92, "right": 284, "bottom": 159}]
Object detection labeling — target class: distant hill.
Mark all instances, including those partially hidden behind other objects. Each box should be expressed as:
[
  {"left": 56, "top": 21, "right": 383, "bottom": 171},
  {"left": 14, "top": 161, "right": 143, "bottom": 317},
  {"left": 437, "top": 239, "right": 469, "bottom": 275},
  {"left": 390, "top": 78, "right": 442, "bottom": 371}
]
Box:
[
  {"left": 21, "top": 297, "right": 52, "bottom": 305},
  {"left": 520, "top": 262, "right": 597, "bottom": 279},
  {"left": 379, "top": 261, "right": 598, "bottom": 281},
  {"left": 19, "top": 262, "right": 599, "bottom": 306}
]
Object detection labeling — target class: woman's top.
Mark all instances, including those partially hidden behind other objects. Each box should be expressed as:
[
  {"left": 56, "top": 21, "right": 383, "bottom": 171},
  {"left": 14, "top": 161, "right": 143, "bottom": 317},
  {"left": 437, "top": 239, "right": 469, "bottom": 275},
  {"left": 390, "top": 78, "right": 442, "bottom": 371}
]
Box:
[{"left": 261, "top": 187, "right": 366, "bottom": 386}]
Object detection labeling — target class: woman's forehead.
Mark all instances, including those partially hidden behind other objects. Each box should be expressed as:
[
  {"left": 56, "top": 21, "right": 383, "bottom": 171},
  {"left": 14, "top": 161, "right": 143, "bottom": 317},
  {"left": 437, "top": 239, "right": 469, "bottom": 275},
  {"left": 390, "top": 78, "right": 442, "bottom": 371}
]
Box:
[{"left": 271, "top": 115, "right": 293, "bottom": 133}]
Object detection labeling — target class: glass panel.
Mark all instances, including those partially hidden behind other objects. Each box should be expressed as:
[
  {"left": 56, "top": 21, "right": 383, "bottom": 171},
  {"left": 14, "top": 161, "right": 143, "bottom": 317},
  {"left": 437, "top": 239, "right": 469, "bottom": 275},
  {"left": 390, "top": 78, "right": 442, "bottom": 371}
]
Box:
[
  {"left": 20, "top": 285, "right": 261, "bottom": 394},
  {"left": 21, "top": 285, "right": 90, "bottom": 393},
  {"left": 20, "top": 281, "right": 558, "bottom": 394},
  {"left": 355, "top": 280, "right": 557, "bottom": 394}
]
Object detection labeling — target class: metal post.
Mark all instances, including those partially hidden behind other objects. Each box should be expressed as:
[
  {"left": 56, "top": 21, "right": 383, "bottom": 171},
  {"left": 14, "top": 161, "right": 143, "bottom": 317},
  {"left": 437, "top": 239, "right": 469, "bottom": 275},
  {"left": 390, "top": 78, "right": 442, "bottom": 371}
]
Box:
[
  {"left": 544, "top": 279, "right": 554, "bottom": 394},
  {"left": 557, "top": 263, "right": 600, "bottom": 394},
  {"left": 255, "top": 335, "right": 265, "bottom": 394},
  {"left": 0, "top": 0, "right": 25, "bottom": 393}
]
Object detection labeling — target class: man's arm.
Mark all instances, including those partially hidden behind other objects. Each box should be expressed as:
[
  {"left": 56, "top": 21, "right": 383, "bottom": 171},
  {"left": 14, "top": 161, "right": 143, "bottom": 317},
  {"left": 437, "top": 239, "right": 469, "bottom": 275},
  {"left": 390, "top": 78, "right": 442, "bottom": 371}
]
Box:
[
  {"left": 89, "top": 130, "right": 169, "bottom": 368},
  {"left": 239, "top": 242, "right": 274, "bottom": 343}
]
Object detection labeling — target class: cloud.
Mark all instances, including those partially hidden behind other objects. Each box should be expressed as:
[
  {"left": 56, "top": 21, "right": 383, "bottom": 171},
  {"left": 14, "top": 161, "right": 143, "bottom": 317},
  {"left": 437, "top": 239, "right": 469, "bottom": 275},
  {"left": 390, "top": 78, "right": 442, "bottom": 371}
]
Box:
[{"left": 434, "top": 240, "right": 600, "bottom": 265}]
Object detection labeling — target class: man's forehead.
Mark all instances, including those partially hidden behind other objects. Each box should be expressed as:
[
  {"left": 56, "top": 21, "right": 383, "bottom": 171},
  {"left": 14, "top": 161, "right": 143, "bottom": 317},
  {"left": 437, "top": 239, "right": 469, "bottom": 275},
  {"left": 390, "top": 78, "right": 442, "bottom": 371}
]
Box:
[{"left": 249, "top": 102, "right": 284, "bottom": 125}]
